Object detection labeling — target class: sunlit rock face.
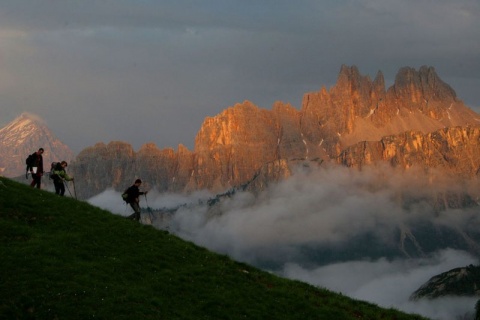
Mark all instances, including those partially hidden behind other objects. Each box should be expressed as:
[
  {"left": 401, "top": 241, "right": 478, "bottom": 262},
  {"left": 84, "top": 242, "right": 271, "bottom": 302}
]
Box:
[
  {"left": 193, "top": 101, "right": 279, "bottom": 191},
  {"left": 338, "top": 126, "right": 480, "bottom": 176},
  {"left": 0, "top": 113, "right": 74, "bottom": 177},
  {"left": 192, "top": 100, "right": 315, "bottom": 192},
  {"left": 337, "top": 126, "right": 480, "bottom": 209},
  {"left": 300, "top": 65, "right": 479, "bottom": 157},
  {"left": 69, "top": 65, "right": 480, "bottom": 199}
]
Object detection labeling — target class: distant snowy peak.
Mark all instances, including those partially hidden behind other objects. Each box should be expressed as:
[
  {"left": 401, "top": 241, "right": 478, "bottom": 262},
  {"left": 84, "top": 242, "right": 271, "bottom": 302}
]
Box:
[
  {"left": 0, "top": 113, "right": 48, "bottom": 148},
  {"left": 0, "top": 113, "right": 75, "bottom": 177},
  {"left": 1, "top": 112, "right": 45, "bottom": 129}
]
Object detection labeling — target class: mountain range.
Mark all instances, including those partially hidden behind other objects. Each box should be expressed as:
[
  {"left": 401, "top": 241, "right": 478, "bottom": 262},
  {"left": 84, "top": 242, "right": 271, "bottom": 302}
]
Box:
[
  {"left": 69, "top": 65, "right": 480, "bottom": 200},
  {"left": 1, "top": 65, "right": 479, "bottom": 203}
]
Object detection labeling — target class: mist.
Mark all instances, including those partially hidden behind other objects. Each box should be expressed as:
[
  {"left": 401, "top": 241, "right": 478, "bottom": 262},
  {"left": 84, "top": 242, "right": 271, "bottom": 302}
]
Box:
[
  {"left": 282, "top": 250, "right": 478, "bottom": 320},
  {"left": 88, "top": 165, "right": 480, "bottom": 319}
]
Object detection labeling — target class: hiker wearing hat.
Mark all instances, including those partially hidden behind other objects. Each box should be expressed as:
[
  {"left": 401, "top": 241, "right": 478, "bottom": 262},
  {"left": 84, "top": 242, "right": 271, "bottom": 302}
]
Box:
[
  {"left": 123, "top": 179, "right": 148, "bottom": 222},
  {"left": 51, "top": 161, "right": 74, "bottom": 196}
]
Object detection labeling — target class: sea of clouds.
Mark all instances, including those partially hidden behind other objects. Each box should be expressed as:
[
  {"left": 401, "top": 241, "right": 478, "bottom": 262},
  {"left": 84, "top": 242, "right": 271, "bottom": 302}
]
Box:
[{"left": 88, "top": 165, "right": 480, "bottom": 319}]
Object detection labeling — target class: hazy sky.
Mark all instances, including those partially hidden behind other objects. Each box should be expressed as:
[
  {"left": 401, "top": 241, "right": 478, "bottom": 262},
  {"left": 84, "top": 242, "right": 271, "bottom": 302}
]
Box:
[{"left": 1, "top": 1, "right": 479, "bottom": 153}]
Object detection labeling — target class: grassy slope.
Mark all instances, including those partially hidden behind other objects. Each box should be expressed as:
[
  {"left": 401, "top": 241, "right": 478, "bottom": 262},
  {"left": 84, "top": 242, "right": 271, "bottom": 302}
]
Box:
[{"left": 0, "top": 177, "right": 428, "bottom": 320}]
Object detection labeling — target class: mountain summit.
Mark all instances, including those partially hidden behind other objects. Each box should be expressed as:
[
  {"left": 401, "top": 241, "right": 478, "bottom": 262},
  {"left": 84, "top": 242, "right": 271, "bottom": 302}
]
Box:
[
  {"left": 0, "top": 112, "right": 75, "bottom": 177},
  {"left": 72, "top": 65, "right": 480, "bottom": 199},
  {"left": 2, "top": 66, "right": 479, "bottom": 199}
]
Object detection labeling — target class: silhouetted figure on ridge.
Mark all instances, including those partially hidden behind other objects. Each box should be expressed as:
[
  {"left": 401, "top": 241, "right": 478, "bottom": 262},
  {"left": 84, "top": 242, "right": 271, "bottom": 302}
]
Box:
[
  {"left": 123, "top": 179, "right": 148, "bottom": 222},
  {"left": 51, "top": 161, "right": 74, "bottom": 196},
  {"left": 26, "top": 148, "right": 44, "bottom": 189}
]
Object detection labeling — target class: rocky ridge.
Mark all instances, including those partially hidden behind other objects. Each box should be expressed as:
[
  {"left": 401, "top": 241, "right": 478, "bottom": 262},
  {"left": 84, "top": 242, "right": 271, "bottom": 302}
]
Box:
[
  {"left": 70, "top": 65, "right": 480, "bottom": 199},
  {"left": 338, "top": 126, "right": 480, "bottom": 176},
  {"left": 410, "top": 265, "right": 480, "bottom": 300}
]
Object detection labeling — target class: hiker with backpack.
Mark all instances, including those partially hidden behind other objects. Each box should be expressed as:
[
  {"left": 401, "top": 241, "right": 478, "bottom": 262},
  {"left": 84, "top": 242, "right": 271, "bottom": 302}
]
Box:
[
  {"left": 123, "top": 179, "right": 148, "bottom": 222},
  {"left": 51, "top": 161, "right": 74, "bottom": 196},
  {"left": 26, "top": 148, "right": 44, "bottom": 189}
]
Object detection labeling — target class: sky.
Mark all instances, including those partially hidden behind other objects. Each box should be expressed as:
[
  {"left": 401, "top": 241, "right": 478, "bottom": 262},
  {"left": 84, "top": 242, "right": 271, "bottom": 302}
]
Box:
[
  {"left": 0, "top": 0, "right": 480, "bottom": 153},
  {"left": 88, "top": 164, "right": 480, "bottom": 319}
]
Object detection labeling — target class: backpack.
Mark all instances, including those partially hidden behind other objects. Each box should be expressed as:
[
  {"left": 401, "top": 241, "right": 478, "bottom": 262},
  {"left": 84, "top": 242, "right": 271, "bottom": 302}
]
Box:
[
  {"left": 121, "top": 189, "right": 130, "bottom": 203},
  {"left": 25, "top": 154, "right": 35, "bottom": 170},
  {"left": 49, "top": 162, "right": 60, "bottom": 180}
]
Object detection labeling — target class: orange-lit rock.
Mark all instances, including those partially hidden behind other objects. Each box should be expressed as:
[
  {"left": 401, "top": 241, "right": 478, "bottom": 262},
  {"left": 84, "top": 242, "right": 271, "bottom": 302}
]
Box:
[{"left": 70, "top": 65, "right": 480, "bottom": 199}]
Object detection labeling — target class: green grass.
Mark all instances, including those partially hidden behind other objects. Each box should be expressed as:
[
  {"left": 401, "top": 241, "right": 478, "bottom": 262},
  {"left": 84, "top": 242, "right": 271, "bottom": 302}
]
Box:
[{"left": 0, "top": 177, "right": 428, "bottom": 319}]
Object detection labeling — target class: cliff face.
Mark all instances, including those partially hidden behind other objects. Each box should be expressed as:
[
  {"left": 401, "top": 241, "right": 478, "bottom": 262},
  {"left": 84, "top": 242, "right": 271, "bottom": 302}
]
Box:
[
  {"left": 71, "top": 65, "right": 480, "bottom": 199},
  {"left": 74, "top": 141, "right": 136, "bottom": 195},
  {"left": 192, "top": 101, "right": 313, "bottom": 191},
  {"left": 72, "top": 141, "right": 195, "bottom": 198},
  {"left": 338, "top": 126, "right": 480, "bottom": 178}
]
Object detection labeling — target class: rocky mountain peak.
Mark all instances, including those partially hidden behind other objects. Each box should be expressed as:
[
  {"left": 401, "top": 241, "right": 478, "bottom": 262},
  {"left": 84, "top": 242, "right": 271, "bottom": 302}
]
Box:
[
  {"left": 0, "top": 113, "right": 75, "bottom": 177},
  {"left": 392, "top": 65, "right": 457, "bottom": 103},
  {"left": 335, "top": 65, "right": 367, "bottom": 89},
  {"left": 0, "top": 112, "right": 45, "bottom": 145},
  {"left": 4, "top": 65, "right": 476, "bottom": 200},
  {"left": 372, "top": 70, "right": 386, "bottom": 95}
]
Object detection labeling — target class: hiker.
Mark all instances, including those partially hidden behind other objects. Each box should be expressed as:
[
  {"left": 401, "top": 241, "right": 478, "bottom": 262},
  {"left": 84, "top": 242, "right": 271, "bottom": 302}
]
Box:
[
  {"left": 123, "top": 179, "right": 148, "bottom": 222},
  {"left": 51, "top": 161, "right": 74, "bottom": 196},
  {"left": 27, "top": 148, "right": 44, "bottom": 189}
]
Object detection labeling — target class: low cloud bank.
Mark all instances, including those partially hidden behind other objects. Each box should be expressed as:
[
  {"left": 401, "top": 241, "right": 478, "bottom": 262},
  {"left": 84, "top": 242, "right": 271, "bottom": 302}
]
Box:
[
  {"left": 166, "top": 166, "right": 480, "bottom": 263},
  {"left": 282, "top": 249, "right": 478, "bottom": 320},
  {"left": 88, "top": 165, "right": 480, "bottom": 319}
]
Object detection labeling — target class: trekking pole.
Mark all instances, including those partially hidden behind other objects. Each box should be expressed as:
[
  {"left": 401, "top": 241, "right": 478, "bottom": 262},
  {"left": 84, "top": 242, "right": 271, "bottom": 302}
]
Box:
[
  {"left": 65, "top": 180, "right": 74, "bottom": 198},
  {"left": 72, "top": 179, "right": 77, "bottom": 200}
]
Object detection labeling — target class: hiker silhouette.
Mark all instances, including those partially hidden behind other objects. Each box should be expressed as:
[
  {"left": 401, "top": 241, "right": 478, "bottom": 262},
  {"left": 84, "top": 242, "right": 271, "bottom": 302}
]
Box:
[
  {"left": 51, "top": 161, "right": 74, "bottom": 196},
  {"left": 26, "top": 148, "right": 44, "bottom": 189},
  {"left": 123, "top": 179, "right": 148, "bottom": 222}
]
